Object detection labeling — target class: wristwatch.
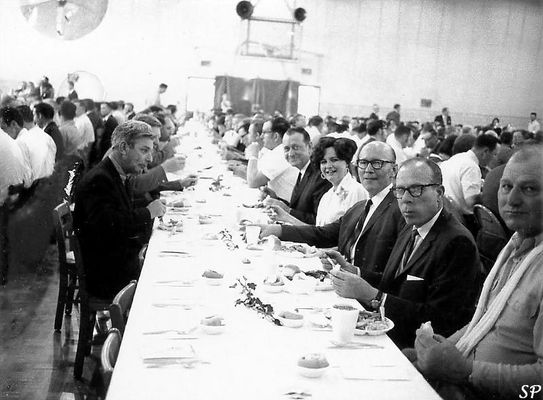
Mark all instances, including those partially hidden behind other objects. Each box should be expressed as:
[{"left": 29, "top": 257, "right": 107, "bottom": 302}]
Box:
[{"left": 369, "top": 290, "right": 384, "bottom": 311}]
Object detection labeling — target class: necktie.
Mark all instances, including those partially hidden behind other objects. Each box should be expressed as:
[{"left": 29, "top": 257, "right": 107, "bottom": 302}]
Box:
[
  {"left": 295, "top": 171, "right": 302, "bottom": 187},
  {"left": 396, "top": 229, "right": 419, "bottom": 277},
  {"left": 346, "top": 199, "right": 373, "bottom": 261}
]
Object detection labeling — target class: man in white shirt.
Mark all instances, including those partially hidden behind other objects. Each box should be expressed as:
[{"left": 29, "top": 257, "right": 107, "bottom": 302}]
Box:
[
  {"left": 15, "top": 105, "right": 56, "bottom": 182},
  {"left": 440, "top": 134, "right": 499, "bottom": 217},
  {"left": 306, "top": 115, "right": 324, "bottom": 147},
  {"left": 73, "top": 100, "right": 95, "bottom": 157},
  {"left": 245, "top": 117, "right": 298, "bottom": 202},
  {"left": 386, "top": 125, "right": 411, "bottom": 166},
  {"left": 0, "top": 126, "right": 29, "bottom": 203},
  {"left": 527, "top": 112, "right": 540, "bottom": 133}
]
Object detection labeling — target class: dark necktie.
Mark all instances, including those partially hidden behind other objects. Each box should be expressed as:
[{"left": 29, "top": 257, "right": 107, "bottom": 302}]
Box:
[
  {"left": 396, "top": 229, "right": 419, "bottom": 277},
  {"left": 295, "top": 171, "right": 302, "bottom": 187},
  {"left": 346, "top": 199, "right": 373, "bottom": 261}
]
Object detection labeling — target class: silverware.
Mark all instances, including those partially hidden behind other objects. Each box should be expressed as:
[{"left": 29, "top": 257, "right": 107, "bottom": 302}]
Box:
[
  {"left": 328, "top": 342, "right": 384, "bottom": 349},
  {"left": 143, "top": 327, "right": 198, "bottom": 336}
]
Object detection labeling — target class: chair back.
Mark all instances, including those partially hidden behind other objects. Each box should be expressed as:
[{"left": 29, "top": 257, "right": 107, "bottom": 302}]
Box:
[
  {"left": 101, "top": 328, "right": 122, "bottom": 392},
  {"left": 473, "top": 204, "right": 510, "bottom": 275},
  {"left": 110, "top": 280, "right": 137, "bottom": 335},
  {"left": 53, "top": 202, "right": 73, "bottom": 266}
]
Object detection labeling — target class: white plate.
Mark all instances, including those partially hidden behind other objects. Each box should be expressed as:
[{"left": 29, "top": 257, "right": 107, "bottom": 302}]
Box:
[
  {"left": 203, "top": 277, "right": 223, "bottom": 286},
  {"left": 262, "top": 283, "right": 284, "bottom": 293},
  {"left": 297, "top": 365, "right": 328, "bottom": 378},
  {"left": 355, "top": 318, "right": 394, "bottom": 336},
  {"left": 277, "top": 315, "right": 304, "bottom": 328}
]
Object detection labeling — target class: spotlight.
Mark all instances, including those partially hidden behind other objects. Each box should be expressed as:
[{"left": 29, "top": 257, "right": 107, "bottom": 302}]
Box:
[
  {"left": 293, "top": 7, "right": 306, "bottom": 22},
  {"left": 236, "top": 1, "right": 253, "bottom": 19}
]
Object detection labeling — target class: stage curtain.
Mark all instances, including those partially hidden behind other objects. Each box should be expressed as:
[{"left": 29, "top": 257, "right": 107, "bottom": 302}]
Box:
[{"left": 214, "top": 76, "right": 298, "bottom": 116}]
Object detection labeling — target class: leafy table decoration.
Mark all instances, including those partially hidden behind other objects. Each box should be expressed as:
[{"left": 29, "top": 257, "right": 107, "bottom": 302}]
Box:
[{"left": 233, "top": 276, "right": 281, "bottom": 326}]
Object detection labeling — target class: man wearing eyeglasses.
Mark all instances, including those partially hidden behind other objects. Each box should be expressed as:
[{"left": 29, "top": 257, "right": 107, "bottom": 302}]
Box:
[
  {"left": 330, "top": 158, "right": 480, "bottom": 349},
  {"left": 259, "top": 141, "right": 404, "bottom": 281}
]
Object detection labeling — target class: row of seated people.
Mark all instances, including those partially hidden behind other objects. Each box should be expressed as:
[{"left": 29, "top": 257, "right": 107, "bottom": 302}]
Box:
[{"left": 73, "top": 110, "right": 542, "bottom": 399}]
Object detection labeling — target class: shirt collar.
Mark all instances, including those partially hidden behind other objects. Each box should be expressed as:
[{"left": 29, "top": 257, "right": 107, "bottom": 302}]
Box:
[
  {"left": 108, "top": 154, "right": 127, "bottom": 183},
  {"left": 466, "top": 149, "right": 479, "bottom": 163},
  {"left": 333, "top": 172, "right": 353, "bottom": 194},
  {"left": 414, "top": 207, "right": 443, "bottom": 239},
  {"left": 369, "top": 183, "right": 392, "bottom": 208}
]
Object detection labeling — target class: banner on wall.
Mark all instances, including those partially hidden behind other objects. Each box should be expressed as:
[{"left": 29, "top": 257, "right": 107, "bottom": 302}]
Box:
[{"left": 214, "top": 76, "right": 299, "bottom": 117}]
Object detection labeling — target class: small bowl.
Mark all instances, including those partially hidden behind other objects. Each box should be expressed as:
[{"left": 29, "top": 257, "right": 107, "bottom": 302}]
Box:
[
  {"left": 278, "top": 312, "right": 304, "bottom": 328},
  {"left": 262, "top": 283, "right": 283, "bottom": 293},
  {"left": 201, "top": 322, "right": 226, "bottom": 335},
  {"left": 297, "top": 365, "right": 328, "bottom": 378}
]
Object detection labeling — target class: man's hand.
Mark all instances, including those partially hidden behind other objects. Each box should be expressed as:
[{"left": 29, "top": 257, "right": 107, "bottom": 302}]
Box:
[
  {"left": 258, "top": 224, "right": 282, "bottom": 238},
  {"left": 169, "top": 137, "right": 181, "bottom": 147},
  {"left": 146, "top": 199, "right": 166, "bottom": 219},
  {"left": 161, "top": 155, "right": 186, "bottom": 173},
  {"left": 178, "top": 174, "right": 198, "bottom": 189},
  {"left": 415, "top": 329, "right": 472, "bottom": 383},
  {"left": 321, "top": 250, "right": 358, "bottom": 274},
  {"left": 329, "top": 269, "right": 378, "bottom": 303},
  {"left": 245, "top": 142, "right": 260, "bottom": 159},
  {"left": 259, "top": 186, "right": 278, "bottom": 200},
  {"left": 263, "top": 196, "right": 288, "bottom": 211}
]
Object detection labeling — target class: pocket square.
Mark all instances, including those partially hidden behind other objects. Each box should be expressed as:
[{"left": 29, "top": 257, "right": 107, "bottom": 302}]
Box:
[{"left": 406, "top": 274, "right": 424, "bottom": 281}]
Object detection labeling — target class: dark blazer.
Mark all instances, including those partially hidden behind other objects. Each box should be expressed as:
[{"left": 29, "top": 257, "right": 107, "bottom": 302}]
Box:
[
  {"left": 73, "top": 157, "right": 152, "bottom": 300},
  {"left": 44, "top": 121, "right": 64, "bottom": 161},
  {"left": 434, "top": 114, "right": 452, "bottom": 127},
  {"left": 282, "top": 190, "right": 405, "bottom": 283},
  {"left": 98, "top": 115, "right": 119, "bottom": 160},
  {"left": 378, "top": 209, "right": 480, "bottom": 349},
  {"left": 288, "top": 163, "right": 332, "bottom": 224}
]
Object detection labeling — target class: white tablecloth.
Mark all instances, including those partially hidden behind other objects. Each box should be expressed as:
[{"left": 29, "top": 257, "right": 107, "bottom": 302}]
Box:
[{"left": 106, "top": 133, "right": 441, "bottom": 400}]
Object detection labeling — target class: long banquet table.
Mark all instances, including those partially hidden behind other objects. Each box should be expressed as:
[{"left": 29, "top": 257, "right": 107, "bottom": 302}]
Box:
[{"left": 106, "top": 131, "right": 441, "bottom": 400}]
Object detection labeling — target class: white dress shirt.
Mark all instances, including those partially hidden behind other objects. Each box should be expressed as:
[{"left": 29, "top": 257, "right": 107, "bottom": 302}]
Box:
[
  {"left": 386, "top": 134, "right": 408, "bottom": 165},
  {"left": 405, "top": 207, "right": 443, "bottom": 264},
  {"left": 75, "top": 114, "right": 95, "bottom": 150},
  {"left": 316, "top": 172, "right": 368, "bottom": 226},
  {"left": 16, "top": 126, "right": 56, "bottom": 182},
  {"left": 440, "top": 150, "right": 481, "bottom": 214},
  {"left": 1, "top": 129, "right": 30, "bottom": 202},
  {"left": 258, "top": 144, "right": 299, "bottom": 202}
]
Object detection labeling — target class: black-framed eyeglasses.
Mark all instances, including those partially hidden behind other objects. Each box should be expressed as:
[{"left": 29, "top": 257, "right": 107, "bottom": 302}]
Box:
[
  {"left": 356, "top": 159, "right": 394, "bottom": 170},
  {"left": 392, "top": 184, "right": 440, "bottom": 199}
]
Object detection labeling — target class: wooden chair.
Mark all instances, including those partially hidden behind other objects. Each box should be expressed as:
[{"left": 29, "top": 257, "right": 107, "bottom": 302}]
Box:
[
  {"left": 100, "top": 328, "right": 122, "bottom": 393},
  {"left": 52, "top": 202, "right": 79, "bottom": 331},
  {"left": 473, "top": 204, "right": 510, "bottom": 276},
  {"left": 71, "top": 232, "right": 110, "bottom": 379},
  {"left": 0, "top": 183, "right": 26, "bottom": 285},
  {"left": 110, "top": 280, "right": 137, "bottom": 336}
]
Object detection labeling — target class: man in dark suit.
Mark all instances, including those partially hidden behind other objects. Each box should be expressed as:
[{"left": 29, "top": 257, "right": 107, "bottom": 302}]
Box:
[
  {"left": 434, "top": 107, "right": 452, "bottom": 127},
  {"left": 331, "top": 158, "right": 480, "bottom": 349},
  {"left": 73, "top": 120, "right": 166, "bottom": 300},
  {"left": 263, "top": 127, "right": 331, "bottom": 224},
  {"left": 260, "top": 142, "right": 404, "bottom": 283},
  {"left": 98, "top": 102, "right": 119, "bottom": 161}
]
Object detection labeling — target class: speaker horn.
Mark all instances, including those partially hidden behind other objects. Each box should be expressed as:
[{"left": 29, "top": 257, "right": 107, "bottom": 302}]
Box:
[
  {"left": 236, "top": 1, "right": 254, "bottom": 19},
  {"left": 294, "top": 7, "right": 306, "bottom": 22}
]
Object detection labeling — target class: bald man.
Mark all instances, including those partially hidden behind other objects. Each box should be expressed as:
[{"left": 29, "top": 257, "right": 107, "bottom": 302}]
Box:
[
  {"left": 330, "top": 158, "right": 480, "bottom": 349},
  {"left": 260, "top": 141, "right": 405, "bottom": 283}
]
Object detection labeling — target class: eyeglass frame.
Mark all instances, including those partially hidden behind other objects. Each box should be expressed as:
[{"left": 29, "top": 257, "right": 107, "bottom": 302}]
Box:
[
  {"left": 355, "top": 159, "right": 395, "bottom": 170},
  {"left": 391, "top": 183, "right": 441, "bottom": 199}
]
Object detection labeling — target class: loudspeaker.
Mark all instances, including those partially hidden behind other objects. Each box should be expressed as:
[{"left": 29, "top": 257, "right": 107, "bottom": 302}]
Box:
[
  {"left": 293, "top": 8, "right": 306, "bottom": 22},
  {"left": 236, "top": 1, "right": 254, "bottom": 19}
]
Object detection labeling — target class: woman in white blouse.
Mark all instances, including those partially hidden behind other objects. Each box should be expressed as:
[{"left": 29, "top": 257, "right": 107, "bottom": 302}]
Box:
[{"left": 271, "top": 137, "right": 367, "bottom": 226}]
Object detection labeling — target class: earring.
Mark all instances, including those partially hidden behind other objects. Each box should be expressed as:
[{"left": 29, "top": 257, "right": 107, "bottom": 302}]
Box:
[{"left": 320, "top": 172, "right": 326, "bottom": 179}]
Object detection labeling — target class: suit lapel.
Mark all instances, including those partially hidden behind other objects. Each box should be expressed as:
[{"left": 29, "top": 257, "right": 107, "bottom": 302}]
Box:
[
  {"left": 381, "top": 229, "right": 411, "bottom": 284},
  {"left": 360, "top": 190, "right": 394, "bottom": 237},
  {"left": 103, "top": 158, "right": 131, "bottom": 209},
  {"left": 290, "top": 164, "right": 313, "bottom": 207}
]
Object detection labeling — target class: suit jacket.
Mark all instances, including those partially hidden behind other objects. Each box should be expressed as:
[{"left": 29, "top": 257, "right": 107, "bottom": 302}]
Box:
[
  {"left": 73, "top": 157, "right": 152, "bottom": 300},
  {"left": 434, "top": 115, "right": 452, "bottom": 127},
  {"left": 44, "top": 121, "right": 64, "bottom": 161},
  {"left": 378, "top": 209, "right": 480, "bottom": 349},
  {"left": 282, "top": 190, "right": 405, "bottom": 283},
  {"left": 98, "top": 115, "right": 118, "bottom": 161},
  {"left": 288, "top": 163, "right": 332, "bottom": 224}
]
